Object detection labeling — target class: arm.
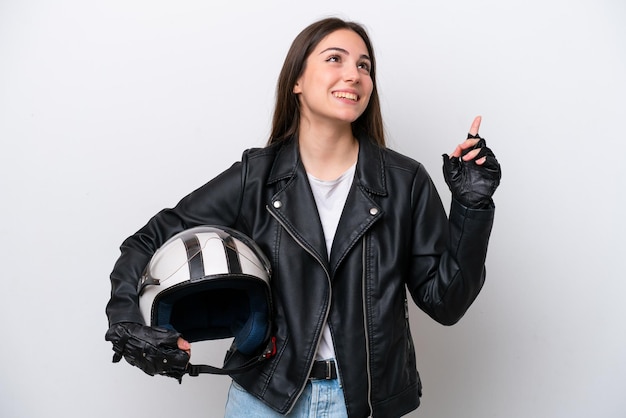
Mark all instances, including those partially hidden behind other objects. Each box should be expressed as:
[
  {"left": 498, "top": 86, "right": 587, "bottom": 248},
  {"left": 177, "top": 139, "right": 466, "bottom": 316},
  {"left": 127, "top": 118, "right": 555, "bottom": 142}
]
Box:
[
  {"left": 105, "top": 159, "right": 247, "bottom": 326},
  {"left": 407, "top": 116, "right": 500, "bottom": 325}
]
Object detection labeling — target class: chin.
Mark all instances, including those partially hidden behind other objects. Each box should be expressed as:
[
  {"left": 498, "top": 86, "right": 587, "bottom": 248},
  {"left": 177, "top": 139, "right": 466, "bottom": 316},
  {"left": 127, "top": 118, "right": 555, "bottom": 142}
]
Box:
[{"left": 336, "top": 111, "right": 364, "bottom": 124}]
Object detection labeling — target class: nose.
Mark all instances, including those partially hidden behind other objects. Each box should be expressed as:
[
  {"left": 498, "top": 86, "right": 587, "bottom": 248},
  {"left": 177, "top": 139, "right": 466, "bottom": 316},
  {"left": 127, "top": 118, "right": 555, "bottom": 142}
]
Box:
[{"left": 343, "top": 63, "right": 361, "bottom": 84}]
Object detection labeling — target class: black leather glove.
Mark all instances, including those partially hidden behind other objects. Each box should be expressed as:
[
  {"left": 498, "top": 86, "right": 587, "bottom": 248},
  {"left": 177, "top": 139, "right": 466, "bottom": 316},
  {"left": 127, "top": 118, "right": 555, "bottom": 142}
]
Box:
[
  {"left": 442, "top": 134, "right": 501, "bottom": 208},
  {"left": 105, "top": 322, "right": 190, "bottom": 382}
]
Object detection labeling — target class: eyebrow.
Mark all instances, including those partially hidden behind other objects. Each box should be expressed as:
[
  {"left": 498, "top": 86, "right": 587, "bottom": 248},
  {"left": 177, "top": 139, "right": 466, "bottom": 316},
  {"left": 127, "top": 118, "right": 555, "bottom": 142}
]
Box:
[{"left": 319, "top": 47, "right": 371, "bottom": 62}]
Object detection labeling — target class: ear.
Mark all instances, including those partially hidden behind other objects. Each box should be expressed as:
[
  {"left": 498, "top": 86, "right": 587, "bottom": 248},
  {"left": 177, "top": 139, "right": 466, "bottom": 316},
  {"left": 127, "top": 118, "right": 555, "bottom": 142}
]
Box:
[{"left": 293, "top": 80, "right": 302, "bottom": 94}]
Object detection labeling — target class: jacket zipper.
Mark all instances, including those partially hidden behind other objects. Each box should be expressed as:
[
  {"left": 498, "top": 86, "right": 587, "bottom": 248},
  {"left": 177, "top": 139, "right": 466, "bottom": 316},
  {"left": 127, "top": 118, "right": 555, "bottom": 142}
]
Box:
[
  {"left": 362, "top": 242, "right": 374, "bottom": 417},
  {"left": 267, "top": 206, "right": 333, "bottom": 415}
]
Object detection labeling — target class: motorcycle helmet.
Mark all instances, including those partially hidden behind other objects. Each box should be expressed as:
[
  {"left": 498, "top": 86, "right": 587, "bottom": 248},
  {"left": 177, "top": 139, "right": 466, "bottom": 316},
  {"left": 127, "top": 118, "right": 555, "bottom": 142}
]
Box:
[{"left": 137, "top": 226, "right": 275, "bottom": 374}]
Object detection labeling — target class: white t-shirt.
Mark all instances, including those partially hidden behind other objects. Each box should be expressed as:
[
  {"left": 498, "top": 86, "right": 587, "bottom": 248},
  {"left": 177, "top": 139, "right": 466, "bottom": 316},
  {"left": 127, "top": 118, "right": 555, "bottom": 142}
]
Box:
[{"left": 307, "top": 163, "right": 356, "bottom": 361}]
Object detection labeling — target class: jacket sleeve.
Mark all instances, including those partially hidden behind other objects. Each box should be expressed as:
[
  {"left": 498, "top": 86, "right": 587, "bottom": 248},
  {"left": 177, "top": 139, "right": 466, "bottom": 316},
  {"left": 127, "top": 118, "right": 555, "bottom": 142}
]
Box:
[
  {"left": 105, "top": 158, "right": 247, "bottom": 326},
  {"left": 406, "top": 164, "right": 495, "bottom": 325}
]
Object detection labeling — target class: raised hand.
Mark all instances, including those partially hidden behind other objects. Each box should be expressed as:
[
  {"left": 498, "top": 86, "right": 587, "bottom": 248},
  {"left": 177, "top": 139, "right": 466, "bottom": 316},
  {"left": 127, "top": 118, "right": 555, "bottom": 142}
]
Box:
[{"left": 442, "top": 116, "right": 501, "bottom": 208}]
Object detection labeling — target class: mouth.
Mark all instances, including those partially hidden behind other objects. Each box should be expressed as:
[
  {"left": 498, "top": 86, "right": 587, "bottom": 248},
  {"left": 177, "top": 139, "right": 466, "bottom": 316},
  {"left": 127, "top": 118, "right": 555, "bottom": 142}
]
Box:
[{"left": 333, "top": 91, "right": 359, "bottom": 101}]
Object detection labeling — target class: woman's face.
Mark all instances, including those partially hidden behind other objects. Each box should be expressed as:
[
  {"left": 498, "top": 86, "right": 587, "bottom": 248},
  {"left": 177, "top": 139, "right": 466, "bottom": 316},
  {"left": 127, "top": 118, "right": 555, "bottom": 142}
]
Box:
[{"left": 293, "top": 29, "right": 373, "bottom": 129}]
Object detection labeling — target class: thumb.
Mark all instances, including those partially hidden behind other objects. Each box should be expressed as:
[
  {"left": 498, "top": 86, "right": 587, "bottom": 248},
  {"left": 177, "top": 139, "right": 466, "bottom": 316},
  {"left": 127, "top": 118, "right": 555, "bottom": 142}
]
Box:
[{"left": 177, "top": 337, "right": 191, "bottom": 354}]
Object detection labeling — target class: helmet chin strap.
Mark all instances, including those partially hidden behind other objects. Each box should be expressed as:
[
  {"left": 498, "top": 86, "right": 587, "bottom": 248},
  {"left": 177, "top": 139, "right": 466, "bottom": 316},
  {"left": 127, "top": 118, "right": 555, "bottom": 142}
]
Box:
[{"left": 186, "top": 336, "right": 277, "bottom": 376}]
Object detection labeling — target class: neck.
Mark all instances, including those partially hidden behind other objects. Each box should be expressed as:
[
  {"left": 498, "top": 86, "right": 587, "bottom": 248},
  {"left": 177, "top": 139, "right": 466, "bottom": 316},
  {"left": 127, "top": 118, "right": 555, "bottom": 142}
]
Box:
[{"left": 298, "top": 123, "right": 358, "bottom": 181}]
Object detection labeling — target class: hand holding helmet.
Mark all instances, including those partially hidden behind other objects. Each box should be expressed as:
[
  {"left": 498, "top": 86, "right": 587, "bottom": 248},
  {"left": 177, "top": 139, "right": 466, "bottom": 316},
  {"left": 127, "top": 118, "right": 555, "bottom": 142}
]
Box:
[
  {"left": 442, "top": 116, "right": 501, "bottom": 208},
  {"left": 105, "top": 322, "right": 190, "bottom": 382}
]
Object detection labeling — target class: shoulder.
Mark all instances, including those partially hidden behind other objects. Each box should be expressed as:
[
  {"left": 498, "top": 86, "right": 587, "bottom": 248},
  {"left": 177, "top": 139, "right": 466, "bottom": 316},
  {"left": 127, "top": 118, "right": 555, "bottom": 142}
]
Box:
[
  {"left": 238, "top": 139, "right": 296, "bottom": 184},
  {"left": 383, "top": 147, "right": 420, "bottom": 168},
  {"left": 242, "top": 139, "right": 287, "bottom": 162},
  {"left": 380, "top": 146, "right": 430, "bottom": 180},
  {"left": 358, "top": 135, "right": 423, "bottom": 172}
]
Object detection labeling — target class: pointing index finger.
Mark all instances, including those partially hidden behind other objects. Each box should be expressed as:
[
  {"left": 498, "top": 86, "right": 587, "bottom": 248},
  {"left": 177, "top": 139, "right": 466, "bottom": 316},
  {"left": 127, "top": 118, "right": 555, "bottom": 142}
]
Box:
[{"left": 469, "top": 115, "right": 482, "bottom": 136}]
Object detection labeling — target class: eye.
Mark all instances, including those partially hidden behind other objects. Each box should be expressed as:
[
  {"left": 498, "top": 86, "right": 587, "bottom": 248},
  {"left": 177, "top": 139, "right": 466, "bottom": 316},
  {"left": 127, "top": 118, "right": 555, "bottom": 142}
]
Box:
[
  {"left": 325, "top": 55, "right": 341, "bottom": 63},
  {"left": 358, "top": 61, "right": 371, "bottom": 73}
]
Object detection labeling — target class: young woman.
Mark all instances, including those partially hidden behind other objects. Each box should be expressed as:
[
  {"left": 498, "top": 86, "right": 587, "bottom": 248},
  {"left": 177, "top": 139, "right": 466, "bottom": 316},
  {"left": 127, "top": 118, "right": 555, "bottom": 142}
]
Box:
[{"left": 106, "top": 17, "right": 501, "bottom": 417}]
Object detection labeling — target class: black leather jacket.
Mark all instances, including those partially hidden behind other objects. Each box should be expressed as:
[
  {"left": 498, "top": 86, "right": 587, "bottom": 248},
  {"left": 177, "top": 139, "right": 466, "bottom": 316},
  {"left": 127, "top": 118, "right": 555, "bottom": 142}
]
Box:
[{"left": 106, "top": 135, "right": 495, "bottom": 417}]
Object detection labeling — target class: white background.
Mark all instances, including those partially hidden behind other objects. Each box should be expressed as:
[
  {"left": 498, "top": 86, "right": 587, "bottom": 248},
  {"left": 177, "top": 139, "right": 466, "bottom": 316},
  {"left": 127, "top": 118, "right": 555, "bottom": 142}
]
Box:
[{"left": 1, "top": 0, "right": 624, "bottom": 417}]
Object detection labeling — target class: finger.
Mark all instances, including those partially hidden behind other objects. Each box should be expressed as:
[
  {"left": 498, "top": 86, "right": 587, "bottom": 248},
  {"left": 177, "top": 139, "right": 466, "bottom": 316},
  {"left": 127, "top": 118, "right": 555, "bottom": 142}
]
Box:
[
  {"left": 451, "top": 137, "right": 481, "bottom": 157},
  {"left": 469, "top": 115, "right": 482, "bottom": 136},
  {"left": 462, "top": 148, "right": 482, "bottom": 161},
  {"left": 177, "top": 337, "right": 191, "bottom": 355},
  {"left": 449, "top": 144, "right": 463, "bottom": 158},
  {"left": 449, "top": 117, "right": 482, "bottom": 157},
  {"left": 475, "top": 156, "right": 486, "bottom": 165}
]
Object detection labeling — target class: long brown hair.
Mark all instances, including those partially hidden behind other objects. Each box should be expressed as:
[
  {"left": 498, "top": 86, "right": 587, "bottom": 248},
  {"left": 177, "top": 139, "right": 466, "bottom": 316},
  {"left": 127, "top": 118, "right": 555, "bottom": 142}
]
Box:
[{"left": 267, "top": 17, "right": 385, "bottom": 147}]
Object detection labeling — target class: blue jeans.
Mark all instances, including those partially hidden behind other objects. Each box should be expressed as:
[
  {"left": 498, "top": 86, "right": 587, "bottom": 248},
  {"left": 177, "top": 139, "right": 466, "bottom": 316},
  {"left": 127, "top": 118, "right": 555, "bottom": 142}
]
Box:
[{"left": 224, "top": 379, "right": 348, "bottom": 417}]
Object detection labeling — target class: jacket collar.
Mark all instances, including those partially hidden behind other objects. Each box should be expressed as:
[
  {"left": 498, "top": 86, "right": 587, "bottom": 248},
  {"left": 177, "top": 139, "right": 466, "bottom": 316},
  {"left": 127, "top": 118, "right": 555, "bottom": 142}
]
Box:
[
  {"left": 267, "top": 134, "right": 388, "bottom": 197},
  {"left": 266, "top": 134, "right": 387, "bottom": 275}
]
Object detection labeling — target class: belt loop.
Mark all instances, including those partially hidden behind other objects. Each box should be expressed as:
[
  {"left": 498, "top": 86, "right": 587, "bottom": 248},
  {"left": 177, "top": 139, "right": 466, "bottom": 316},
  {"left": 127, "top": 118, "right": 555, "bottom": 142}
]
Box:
[{"left": 326, "top": 360, "right": 332, "bottom": 380}]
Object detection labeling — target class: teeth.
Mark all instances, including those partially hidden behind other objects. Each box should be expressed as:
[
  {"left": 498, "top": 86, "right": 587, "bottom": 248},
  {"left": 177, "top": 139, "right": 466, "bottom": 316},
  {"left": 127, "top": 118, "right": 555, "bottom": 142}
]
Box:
[{"left": 333, "top": 91, "right": 358, "bottom": 101}]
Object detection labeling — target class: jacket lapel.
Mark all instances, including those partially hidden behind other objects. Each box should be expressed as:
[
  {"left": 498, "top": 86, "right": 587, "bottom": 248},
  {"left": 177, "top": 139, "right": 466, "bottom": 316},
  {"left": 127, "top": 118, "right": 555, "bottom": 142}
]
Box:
[
  {"left": 329, "top": 137, "right": 386, "bottom": 276},
  {"left": 265, "top": 136, "right": 388, "bottom": 276},
  {"left": 266, "top": 138, "right": 329, "bottom": 268}
]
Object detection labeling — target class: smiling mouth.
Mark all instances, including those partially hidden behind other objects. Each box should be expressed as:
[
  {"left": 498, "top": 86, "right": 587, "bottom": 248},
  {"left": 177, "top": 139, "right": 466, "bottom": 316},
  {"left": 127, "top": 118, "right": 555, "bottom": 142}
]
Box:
[{"left": 333, "top": 91, "right": 358, "bottom": 101}]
